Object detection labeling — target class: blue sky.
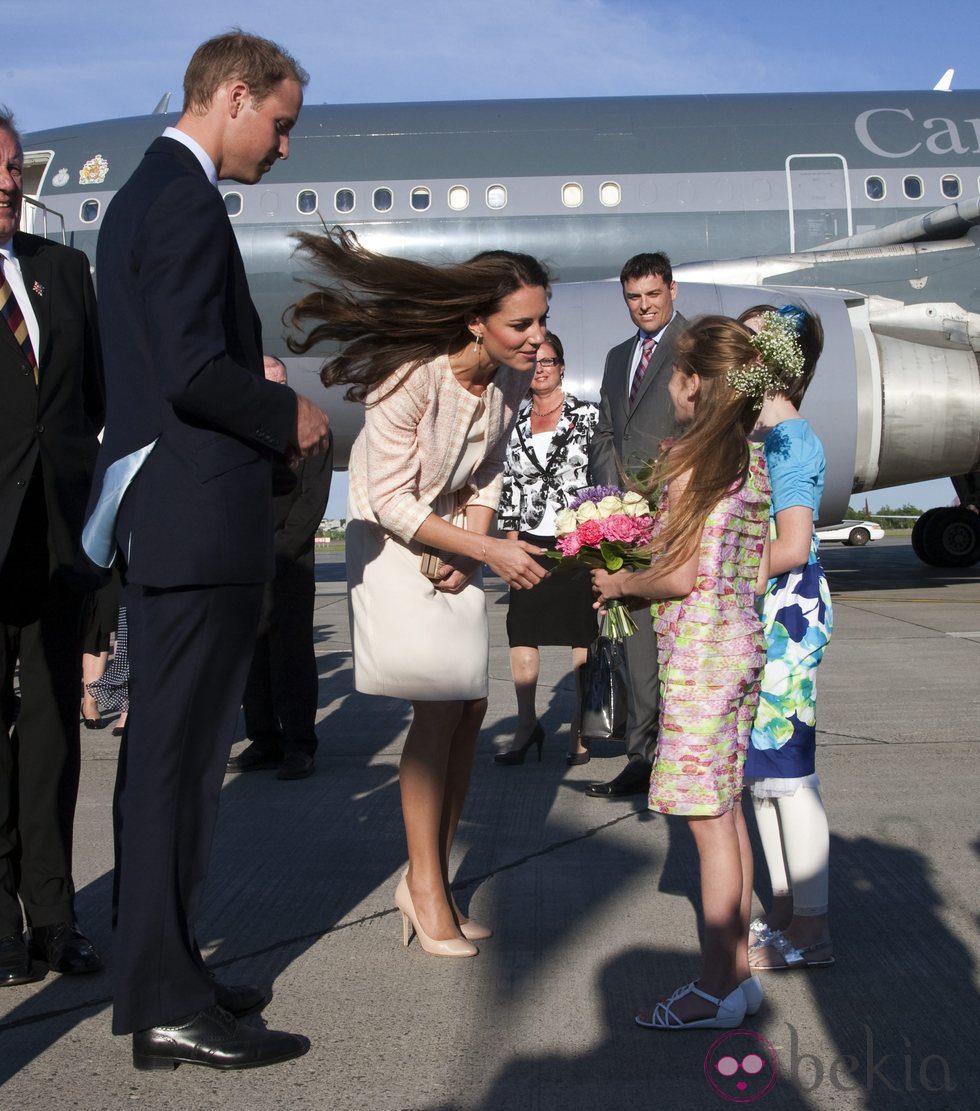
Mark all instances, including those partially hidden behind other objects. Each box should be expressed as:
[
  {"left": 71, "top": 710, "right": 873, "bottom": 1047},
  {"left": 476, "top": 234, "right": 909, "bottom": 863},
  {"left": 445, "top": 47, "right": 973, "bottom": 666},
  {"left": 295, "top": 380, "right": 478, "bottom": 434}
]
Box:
[
  {"left": 10, "top": 0, "right": 975, "bottom": 514},
  {"left": 13, "top": 0, "right": 978, "bottom": 133}
]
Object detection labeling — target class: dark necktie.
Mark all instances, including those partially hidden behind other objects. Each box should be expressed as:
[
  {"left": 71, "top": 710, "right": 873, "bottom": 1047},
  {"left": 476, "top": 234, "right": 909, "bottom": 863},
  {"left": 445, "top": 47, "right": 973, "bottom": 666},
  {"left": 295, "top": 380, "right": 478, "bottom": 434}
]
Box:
[
  {"left": 0, "top": 257, "right": 38, "bottom": 385},
  {"left": 629, "top": 336, "right": 656, "bottom": 407}
]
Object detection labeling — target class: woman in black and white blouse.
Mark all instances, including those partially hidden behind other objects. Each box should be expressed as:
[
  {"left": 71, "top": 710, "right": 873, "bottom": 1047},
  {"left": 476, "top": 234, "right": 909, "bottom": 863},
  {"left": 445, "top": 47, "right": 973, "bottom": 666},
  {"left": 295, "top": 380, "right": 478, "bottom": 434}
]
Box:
[{"left": 496, "top": 332, "right": 600, "bottom": 766}]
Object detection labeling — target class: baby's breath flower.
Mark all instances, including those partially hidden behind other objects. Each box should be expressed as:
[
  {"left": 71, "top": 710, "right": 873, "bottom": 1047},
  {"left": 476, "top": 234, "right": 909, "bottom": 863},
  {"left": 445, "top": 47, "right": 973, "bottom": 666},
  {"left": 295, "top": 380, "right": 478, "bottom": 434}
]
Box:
[{"left": 728, "top": 311, "right": 805, "bottom": 405}]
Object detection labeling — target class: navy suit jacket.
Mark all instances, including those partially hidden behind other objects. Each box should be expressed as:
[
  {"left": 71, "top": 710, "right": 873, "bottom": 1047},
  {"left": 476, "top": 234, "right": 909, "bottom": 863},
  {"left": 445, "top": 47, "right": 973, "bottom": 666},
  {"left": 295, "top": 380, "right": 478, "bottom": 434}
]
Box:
[
  {"left": 87, "top": 137, "right": 296, "bottom": 587},
  {"left": 0, "top": 233, "right": 104, "bottom": 571},
  {"left": 588, "top": 312, "right": 686, "bottom": 486}
]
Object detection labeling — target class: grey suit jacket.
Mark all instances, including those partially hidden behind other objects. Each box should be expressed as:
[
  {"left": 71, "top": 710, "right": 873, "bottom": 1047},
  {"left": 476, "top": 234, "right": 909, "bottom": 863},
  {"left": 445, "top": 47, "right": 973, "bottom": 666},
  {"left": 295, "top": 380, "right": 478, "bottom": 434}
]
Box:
[{"left": 588, "top": 312, "right": 686, "bottom": 487}]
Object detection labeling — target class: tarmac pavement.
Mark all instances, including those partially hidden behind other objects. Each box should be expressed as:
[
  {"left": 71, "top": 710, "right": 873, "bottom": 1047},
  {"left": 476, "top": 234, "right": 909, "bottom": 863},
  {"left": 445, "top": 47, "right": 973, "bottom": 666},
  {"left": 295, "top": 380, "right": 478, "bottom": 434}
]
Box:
[{"left": 1, "top": 538, "right": 978, "bottom": 1110}]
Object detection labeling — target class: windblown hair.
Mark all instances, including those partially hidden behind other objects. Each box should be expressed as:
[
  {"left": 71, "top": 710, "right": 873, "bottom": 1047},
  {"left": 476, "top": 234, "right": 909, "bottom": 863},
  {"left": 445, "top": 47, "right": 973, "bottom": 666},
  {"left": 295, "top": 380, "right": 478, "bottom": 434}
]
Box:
[
  {"left": 287, "top": 227, "right": 552, "bottom": 402},
  {"left": 182, "top": 30, "right": 309, "bottom": 115},
  {"left": 620, "top": 252, "right": 672, "bottom": 286},
  {"left": 643, "top": 316, "right": 764, "bottom": 573},
  {"left": 0, "top": 105, "right": 22, "bottom": 152},
  {"left": 737, "top": 303, "right": 824, "bottom": 407}
]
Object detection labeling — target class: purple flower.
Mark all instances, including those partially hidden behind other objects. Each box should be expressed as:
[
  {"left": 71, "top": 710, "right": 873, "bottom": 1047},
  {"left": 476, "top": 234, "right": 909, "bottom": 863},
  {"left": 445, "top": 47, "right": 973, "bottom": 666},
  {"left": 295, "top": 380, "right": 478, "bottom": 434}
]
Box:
[{"left": 568, "top": 484, "right": 625, "bottom": 511}]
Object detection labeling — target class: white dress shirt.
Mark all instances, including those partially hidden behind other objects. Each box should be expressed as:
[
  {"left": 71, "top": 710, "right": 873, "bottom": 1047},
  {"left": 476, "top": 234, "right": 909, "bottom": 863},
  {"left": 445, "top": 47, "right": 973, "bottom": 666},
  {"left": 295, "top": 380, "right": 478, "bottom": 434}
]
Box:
[{"left": 0, "top": 239, "right": 41, "bottom": 362}]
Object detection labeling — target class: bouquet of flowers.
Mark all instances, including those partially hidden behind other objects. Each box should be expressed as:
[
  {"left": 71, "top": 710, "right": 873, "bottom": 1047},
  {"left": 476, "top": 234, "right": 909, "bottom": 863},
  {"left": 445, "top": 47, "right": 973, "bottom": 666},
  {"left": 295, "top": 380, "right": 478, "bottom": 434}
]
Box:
[{"left": 550, "top": 485, "right": 655, "bottom": 638}]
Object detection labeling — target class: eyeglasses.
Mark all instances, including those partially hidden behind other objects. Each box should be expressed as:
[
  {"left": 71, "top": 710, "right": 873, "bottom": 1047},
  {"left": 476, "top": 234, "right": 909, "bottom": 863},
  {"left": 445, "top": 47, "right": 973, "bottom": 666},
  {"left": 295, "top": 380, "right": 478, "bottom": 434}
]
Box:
[{"left": 535, "top": 358, "right": 562, "bottom": 367}]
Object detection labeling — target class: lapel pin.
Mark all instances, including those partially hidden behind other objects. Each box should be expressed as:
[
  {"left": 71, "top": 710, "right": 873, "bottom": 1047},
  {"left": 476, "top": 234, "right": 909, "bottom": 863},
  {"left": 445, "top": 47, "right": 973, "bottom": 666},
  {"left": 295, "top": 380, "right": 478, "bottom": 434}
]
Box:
[{"left": 32, "top": 280, "right": 44, "bottom": 297}]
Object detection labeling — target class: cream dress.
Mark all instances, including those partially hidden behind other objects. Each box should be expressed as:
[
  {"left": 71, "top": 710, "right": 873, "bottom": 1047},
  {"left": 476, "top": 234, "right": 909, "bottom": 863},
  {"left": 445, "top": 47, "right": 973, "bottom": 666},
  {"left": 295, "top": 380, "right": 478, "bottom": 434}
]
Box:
[{"left": 346, "top": 396, "right": 492, "bottom": 701}]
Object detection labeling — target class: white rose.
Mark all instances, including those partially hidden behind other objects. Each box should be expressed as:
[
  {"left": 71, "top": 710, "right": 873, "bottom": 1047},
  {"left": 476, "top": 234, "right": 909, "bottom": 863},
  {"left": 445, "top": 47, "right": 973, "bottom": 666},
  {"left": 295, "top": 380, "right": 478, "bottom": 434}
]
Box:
[
  {"left": 622, "top": 491, "right": 651, "bottom": 517},
  {"left": 597, "top": 495, "right": 624, "bottom": 519},
  {"left": 575, "top": 501, "right": 601, "bottom": 523},
  {"left": 554, "top": 508, "right": 578, "bottom": 536}
]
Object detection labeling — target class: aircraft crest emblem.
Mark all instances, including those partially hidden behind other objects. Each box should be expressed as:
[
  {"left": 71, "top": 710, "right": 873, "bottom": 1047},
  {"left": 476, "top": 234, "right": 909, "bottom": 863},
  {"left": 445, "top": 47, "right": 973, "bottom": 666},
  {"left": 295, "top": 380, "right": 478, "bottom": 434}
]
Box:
[{"left": 79, "top": 155, "right": 109, "bottom": 185}]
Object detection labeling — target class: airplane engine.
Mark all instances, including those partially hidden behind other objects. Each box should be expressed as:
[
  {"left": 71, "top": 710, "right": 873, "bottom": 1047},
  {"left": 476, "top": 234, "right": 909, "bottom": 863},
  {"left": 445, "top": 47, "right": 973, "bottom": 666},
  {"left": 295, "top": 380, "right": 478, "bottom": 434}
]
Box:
[{"left": 549, "top": 280, "right": 980, "bottom": 567}]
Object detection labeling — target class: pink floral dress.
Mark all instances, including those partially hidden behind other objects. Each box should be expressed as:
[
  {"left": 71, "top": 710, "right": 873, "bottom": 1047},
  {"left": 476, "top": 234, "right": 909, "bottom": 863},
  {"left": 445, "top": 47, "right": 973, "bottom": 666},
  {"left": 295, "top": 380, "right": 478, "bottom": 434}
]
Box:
[{"left": 648, "top": 443, "right": 771, "bottom": 817}]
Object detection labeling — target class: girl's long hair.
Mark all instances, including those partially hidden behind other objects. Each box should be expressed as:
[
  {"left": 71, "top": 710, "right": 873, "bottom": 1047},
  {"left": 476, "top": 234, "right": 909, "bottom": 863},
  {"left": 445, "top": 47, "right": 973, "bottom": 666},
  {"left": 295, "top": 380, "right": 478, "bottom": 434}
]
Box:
[
  {"left": 644, "top": 316, "right": 764, "bottom": 572},
  {"left": 286, "top": 227, "right": 551, "bottom": 402}
]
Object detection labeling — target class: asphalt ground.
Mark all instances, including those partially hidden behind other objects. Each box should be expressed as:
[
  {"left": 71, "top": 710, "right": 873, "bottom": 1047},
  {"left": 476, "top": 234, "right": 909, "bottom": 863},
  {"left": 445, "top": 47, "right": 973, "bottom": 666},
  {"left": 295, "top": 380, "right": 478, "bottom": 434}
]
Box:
[{"left": 1, "top": 538, "right": 978, "bottom": 1110}]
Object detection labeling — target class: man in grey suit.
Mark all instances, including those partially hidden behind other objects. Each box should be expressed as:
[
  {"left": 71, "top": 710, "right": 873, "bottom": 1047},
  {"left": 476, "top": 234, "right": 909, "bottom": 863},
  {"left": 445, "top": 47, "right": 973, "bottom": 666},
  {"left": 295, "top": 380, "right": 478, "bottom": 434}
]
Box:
[{"left": 587, "top": 253, "right": 684, "bottom": 797}]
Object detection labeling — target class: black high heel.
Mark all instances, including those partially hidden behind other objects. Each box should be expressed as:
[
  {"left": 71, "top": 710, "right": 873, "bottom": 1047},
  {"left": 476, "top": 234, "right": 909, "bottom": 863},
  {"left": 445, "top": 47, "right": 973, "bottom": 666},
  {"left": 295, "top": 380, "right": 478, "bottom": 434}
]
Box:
[{"left": 494, "top": 722, "right": 545, "bottom": 765}]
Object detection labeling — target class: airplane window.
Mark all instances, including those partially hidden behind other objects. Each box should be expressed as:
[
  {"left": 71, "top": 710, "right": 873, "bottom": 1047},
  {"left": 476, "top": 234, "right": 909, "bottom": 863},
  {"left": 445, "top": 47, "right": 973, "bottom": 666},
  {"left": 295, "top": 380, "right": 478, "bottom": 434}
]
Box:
[
  {"left": 448, "top": 185, "right": 469, "bottom": 211},
  {"left": 335, "top": 188, "right": 355, "bottom": 213},
  {"left": 297, "top": 189, "right": 318, "bottom": 214},
  {"left": 373, "top": 187, "right": 393, "bottom": 212},
  {"left": 903, "top": 175, "right": 923, "bottom": 200},
  {"left": 411, "top": 187, "right": 431, "bottom": 211},
  {"left": 600, "top": 182, "right": 621, "bottom": 207},
  {"left": 486, "top": 184, "right": 507, "bottom": 210},
  {"left": 865, "top": 176, "right": 885, "bottom": 201},
  {"left": 223, "top": 192, "right": 243, "bottom": 217},
  {"left": 562, "top": 182, "right": 584, "bottom": 208},
  {"left": 80, "top": 199, "right": 100, "bottom": 223},
  {"left": 941, "top": 175, "right": 961, "bottom": 200}
]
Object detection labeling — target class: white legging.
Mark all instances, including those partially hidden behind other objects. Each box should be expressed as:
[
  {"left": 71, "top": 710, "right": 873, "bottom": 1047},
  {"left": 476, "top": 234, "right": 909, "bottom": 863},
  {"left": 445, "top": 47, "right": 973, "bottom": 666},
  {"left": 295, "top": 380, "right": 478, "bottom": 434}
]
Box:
[{"left": 752, "top": 785, "right": 829, "bottom": 916}]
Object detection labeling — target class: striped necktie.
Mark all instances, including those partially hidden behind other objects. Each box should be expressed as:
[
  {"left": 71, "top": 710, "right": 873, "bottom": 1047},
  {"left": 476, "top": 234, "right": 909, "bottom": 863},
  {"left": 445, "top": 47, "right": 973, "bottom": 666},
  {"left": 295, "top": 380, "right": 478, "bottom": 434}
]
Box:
[
  {"left": 0, "top": 257, "right": 38, "bottom": 385},
  {"left": 629, "top": 336, "right": 656, "bottom": 407}
]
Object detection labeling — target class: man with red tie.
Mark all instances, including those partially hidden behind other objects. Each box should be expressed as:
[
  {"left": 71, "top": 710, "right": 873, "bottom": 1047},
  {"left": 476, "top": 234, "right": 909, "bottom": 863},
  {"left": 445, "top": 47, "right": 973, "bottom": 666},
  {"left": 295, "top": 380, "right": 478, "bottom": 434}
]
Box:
[
  {"left": 587, "top": 253, "right": 685, "bottom": 797},
  {"left": 0, "top": 106, "right": 105, "bottom": 986}
]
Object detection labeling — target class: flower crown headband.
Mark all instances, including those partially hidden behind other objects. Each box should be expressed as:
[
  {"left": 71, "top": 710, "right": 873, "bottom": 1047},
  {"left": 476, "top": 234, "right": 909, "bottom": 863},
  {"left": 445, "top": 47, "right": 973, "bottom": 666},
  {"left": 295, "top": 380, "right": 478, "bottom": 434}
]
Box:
[{"left": 727, "top": 306, "right": 805, "bottom": 407}]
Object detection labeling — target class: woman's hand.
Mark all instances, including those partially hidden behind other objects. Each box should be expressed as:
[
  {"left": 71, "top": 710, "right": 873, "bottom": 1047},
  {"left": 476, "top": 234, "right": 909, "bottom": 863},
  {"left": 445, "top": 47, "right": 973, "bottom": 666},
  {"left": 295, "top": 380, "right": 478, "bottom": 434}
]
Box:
[
  {"left": 434, "top": 555, "right": 479, "bottom": 594},
  {"left": 591, "top": 568, "right": 632, "bottom": 605},
  {"left": 485, "top": 537, "right": 548, "bottom": 590}
]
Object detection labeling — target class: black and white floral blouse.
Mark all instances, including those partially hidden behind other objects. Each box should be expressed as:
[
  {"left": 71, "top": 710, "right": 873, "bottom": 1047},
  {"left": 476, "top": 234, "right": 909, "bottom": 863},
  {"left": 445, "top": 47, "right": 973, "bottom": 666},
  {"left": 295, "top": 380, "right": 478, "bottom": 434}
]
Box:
[{"left": 498, "top": 394, "right": 600, "bottom": 534}]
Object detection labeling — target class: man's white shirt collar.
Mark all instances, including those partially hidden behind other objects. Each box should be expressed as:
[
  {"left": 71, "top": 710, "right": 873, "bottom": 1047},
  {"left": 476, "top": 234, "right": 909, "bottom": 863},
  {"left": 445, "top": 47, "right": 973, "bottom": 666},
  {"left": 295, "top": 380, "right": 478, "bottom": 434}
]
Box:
[
  {"left": 637, "top": 310, "right": 677, "bottom": 344},
  {"left": 162, "top": 126, "right": 218, "bottom": 187}
]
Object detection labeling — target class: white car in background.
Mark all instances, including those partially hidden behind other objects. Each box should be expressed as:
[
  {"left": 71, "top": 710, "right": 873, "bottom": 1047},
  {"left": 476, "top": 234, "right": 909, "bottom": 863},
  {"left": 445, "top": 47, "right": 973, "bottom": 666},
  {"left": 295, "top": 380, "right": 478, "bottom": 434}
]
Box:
[{"left": 816, "top": 520, "right": 885, "bottom": 546}]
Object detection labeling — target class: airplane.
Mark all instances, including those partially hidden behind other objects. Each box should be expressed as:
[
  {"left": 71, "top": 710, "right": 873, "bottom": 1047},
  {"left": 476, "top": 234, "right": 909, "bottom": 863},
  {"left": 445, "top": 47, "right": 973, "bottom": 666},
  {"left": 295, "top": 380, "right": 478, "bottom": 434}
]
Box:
[{"left": 19, "top": 87, "right": 980, "bottom": 566}]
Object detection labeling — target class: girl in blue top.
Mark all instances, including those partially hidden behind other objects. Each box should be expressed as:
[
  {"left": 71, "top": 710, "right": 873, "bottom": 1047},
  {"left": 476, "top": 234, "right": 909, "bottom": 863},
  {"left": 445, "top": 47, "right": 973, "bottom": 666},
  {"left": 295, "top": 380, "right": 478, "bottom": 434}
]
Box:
[{"left": 739, "top": 304, "right": 835, "bottom": 972}]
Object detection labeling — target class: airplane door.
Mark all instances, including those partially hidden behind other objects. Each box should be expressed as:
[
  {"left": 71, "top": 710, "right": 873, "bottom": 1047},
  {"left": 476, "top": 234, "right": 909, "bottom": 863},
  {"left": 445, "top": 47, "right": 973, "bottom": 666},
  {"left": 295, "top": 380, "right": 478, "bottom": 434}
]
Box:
[
  {"left": 786, "top": 154, "right": 853, "bottom": 252},
  {"left": 20, "top": 150, "right": 64, "bottom": 241}
]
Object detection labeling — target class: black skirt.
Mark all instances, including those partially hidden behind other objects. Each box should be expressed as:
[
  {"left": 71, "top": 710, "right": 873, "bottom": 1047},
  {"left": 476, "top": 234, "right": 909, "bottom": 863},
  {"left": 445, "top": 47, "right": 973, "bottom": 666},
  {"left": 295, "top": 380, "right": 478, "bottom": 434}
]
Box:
[
  {"left": 506, "top": 533, "right": 597, "bottom": 648},
  {"left": 80, "top": 573, "right": 121, "bottom": 655}
]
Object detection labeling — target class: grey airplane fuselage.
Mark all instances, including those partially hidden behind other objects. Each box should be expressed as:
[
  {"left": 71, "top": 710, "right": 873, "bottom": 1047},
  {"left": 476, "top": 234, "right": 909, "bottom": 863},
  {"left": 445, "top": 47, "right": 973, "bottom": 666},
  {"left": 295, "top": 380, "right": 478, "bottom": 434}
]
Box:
[{"left": 21, "top": 90, "right": 980, "bottom": 529}]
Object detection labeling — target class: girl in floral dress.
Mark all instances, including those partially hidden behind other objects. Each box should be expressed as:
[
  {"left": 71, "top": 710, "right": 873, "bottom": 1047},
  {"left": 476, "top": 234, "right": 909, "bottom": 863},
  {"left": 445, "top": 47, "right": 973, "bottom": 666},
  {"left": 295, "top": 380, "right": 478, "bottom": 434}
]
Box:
[
  {"left": 593, "top": 316, "right": 775, "bottom": 1030},
  {"left": 738, "top": 305, "right": 834, "bottom": 972}
]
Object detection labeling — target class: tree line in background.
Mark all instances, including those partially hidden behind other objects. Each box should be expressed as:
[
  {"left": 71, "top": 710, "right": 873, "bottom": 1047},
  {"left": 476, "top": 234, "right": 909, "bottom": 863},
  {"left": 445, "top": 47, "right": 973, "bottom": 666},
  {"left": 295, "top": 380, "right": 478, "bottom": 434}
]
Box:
[{"left": 845, "top": 503, "right": 924, "bottom": 529}]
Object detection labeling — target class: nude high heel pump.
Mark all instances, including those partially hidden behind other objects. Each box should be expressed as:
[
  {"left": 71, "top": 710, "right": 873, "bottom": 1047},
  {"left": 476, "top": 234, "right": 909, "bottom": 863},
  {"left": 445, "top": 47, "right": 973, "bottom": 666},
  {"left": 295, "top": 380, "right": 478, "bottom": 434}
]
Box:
[
  {"left": 450, "top": 894, "right": 493, "bottom": 941},
  {"left": 394, "top": 875, "right": 478, "bottom": 958}
]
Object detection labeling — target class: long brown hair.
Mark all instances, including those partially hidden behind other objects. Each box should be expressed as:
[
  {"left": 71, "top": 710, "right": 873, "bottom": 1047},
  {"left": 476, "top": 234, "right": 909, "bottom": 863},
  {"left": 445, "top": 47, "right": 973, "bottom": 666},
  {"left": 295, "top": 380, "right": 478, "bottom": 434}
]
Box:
[
  {"left": 286, "top": 228, "right": 551, "bottom": 402},
  {"left": 644, "top": 316, "right": 764, "bottom": 572}
]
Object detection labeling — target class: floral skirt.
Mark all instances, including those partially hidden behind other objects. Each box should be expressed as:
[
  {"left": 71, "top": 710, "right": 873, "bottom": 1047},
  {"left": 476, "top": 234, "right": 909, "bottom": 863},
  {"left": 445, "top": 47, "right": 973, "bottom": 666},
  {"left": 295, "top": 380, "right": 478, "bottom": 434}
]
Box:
[{"left": 745, "top": 556, "right": 832, "bottom": 785}]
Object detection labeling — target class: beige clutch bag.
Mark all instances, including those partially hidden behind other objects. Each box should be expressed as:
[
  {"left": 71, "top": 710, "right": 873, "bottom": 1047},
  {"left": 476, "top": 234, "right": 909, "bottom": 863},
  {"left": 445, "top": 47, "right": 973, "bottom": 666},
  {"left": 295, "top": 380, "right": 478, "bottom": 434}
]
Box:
[{"left": 420, "top": 545, "right": 444, "bottom": 581}]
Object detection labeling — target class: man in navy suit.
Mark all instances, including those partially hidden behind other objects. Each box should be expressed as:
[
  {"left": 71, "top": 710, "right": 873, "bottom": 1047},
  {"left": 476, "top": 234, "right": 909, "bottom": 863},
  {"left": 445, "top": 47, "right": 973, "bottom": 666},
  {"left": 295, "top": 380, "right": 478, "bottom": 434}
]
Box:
[
  {"left": 0, "top": 107, "right": 104, "bottom": 987},
  {"left": 588, "top": 253, "right": 684, "bottom": 798},
  {"left": 84, "top": 32, "right": 329, "bottom": 1071}
]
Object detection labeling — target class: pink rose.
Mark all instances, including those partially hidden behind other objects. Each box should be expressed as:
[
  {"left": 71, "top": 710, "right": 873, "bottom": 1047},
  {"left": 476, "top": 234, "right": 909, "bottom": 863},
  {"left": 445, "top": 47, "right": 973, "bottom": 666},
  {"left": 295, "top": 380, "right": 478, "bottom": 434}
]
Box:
[
  {"left": 578, "top": 519, "right": 603, "bottom": 546},
  {"left": 602, "top": 514, "right": 636, "bottom": 543}
]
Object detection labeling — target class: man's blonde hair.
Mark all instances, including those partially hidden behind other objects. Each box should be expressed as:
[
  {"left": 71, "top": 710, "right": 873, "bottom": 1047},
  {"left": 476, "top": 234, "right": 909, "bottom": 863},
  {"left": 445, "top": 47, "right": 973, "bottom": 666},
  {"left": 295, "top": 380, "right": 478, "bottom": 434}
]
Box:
[{"left": 182, "top": 30, "right": 308, "bottom": 115}]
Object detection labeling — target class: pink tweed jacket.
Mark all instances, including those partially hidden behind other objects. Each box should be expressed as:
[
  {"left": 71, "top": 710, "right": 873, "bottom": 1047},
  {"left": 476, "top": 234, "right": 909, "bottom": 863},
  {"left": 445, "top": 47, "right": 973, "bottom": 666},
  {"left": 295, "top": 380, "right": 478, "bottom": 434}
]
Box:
[{"left": 347, "top": 354, "right": 530, "bottom": 543}]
